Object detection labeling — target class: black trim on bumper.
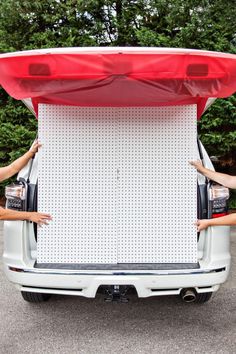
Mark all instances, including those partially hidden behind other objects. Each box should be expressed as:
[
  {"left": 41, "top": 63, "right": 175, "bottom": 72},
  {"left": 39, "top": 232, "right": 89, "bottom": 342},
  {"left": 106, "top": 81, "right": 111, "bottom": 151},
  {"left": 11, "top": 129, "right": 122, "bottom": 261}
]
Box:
[{"left": 34, "top": 263, "right": 200, "bottom": 270}]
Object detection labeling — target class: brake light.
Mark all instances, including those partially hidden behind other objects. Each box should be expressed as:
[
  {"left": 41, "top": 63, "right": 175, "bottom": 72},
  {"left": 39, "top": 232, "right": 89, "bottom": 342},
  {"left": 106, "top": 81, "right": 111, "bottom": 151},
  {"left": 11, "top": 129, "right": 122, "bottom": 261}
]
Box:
[
  {"left": 5, "top": 182, "right": 27, "bottom": 211},
  {"left": 29, "top": 63, "right": 51, "bottom": 76},
  {"left": 212, "top": 212, "right": 227, "bottom": 218},
  {"left": 5, "top": 184, "right": 26, "bottom": 199},
  {"left": 208, "top": 184, "right": 229, "bottom": 218},
  {"left": 209, "top": 184, "right": 229, "bottom": 201},
  {"left": 186, "top": 64, "right": 209, "bottom": 77}
]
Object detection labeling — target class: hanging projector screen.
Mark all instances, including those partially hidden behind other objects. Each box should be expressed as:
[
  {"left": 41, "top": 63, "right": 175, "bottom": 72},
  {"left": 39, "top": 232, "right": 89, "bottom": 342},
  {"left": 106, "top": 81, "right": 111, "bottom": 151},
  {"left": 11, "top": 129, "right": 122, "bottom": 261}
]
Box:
[{"left": 37, "top": 105, "right": 197, "bottom": 264}]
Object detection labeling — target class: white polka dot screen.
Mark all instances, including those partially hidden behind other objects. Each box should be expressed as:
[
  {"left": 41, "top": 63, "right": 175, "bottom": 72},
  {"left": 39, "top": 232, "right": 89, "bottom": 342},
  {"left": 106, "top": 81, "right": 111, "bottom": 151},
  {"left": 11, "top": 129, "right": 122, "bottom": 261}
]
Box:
[{"left": 37, "top": 105, "right": 197, "bottom": 264}]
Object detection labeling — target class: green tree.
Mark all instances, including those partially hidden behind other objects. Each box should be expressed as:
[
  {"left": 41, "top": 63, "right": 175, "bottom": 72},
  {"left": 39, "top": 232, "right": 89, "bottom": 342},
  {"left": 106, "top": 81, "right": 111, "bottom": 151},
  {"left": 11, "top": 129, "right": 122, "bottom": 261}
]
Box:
[{"left": 135, "top": 0, "right": 236, "bottom": 52}]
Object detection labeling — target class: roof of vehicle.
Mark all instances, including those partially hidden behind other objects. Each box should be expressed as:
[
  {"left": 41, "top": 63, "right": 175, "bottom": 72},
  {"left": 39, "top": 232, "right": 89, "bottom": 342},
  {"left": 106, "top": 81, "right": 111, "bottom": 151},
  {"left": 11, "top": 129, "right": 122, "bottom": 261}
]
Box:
[{"left": 0, "top": 47, "right": 236, "bottom": 118}]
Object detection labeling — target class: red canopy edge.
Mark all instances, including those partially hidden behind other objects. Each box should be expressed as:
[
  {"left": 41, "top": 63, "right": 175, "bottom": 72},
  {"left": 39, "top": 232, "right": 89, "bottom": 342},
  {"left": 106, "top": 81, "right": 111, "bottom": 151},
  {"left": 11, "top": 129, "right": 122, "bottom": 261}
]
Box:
[{"left": 0, "top": 48, "right": 236, "bottom": 118}]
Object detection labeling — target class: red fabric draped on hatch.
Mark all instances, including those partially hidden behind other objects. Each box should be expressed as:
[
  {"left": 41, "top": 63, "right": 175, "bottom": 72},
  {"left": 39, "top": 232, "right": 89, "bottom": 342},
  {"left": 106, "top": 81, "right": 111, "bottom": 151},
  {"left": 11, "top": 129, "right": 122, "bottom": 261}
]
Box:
[{"left": 0, "top": 48, "right": 236, "bottom": 118}]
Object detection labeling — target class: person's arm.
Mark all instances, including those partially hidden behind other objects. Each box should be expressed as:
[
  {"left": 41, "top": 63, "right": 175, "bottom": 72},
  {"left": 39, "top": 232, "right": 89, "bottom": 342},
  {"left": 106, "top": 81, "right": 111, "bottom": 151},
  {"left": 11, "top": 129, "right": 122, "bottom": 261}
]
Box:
[
  {"left": 189, "top": 160, "right": 236, "bottom": 189},
  {"left": 196, "top": 213, "right": 236, "bottom": 232},
  {"left": 0, "top": 207, "right": 52, "bottom": 226},
  {"left": 0, "top": 140, "right": 41, "bottom": 182}
]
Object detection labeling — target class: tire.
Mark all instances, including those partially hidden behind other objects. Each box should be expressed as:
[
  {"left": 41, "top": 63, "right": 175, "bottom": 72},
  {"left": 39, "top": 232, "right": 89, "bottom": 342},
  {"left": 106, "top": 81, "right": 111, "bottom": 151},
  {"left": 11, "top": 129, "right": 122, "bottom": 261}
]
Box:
[
  {"left": 21, "top": 291, "right": 52, "bottom": 303},
  {"left": 195, "top": 292, "right": 213, "bottom": 303}
]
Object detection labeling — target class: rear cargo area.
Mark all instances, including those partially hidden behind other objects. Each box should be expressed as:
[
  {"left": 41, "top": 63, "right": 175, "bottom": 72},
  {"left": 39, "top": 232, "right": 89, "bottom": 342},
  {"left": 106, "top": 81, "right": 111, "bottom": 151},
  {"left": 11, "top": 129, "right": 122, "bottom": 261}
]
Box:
[{"left": 37, "top": 105, "right": 197, "bottom": 265}]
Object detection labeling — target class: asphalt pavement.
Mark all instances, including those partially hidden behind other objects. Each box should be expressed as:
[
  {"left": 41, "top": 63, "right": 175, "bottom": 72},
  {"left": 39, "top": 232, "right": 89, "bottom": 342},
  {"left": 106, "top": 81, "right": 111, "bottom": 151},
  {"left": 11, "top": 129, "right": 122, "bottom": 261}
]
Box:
[{"left": 0, "top": 222, "right": 236, "bottom": 354}]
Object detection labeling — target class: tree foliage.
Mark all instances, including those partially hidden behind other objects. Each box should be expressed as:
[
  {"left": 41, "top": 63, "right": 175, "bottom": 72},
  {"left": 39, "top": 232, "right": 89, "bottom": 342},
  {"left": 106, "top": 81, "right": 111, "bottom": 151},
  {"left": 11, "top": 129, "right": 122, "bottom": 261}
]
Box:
[
  {"left": 0, "top": 0, "right": 235, "bottom": 198},
  {"left": 0, "top": 0, "right": 235, "bottom": 50},
  {"left": 199, "top": 96, "right": 236, "bottom": 162}
]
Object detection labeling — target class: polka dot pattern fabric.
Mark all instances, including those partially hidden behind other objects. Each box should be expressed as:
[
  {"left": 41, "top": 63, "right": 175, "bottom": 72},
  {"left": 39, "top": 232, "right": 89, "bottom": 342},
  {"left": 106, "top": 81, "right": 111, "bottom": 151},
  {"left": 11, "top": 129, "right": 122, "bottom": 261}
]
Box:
[{"left": 37, "top": 105, "right": 197, "bottom": 264}]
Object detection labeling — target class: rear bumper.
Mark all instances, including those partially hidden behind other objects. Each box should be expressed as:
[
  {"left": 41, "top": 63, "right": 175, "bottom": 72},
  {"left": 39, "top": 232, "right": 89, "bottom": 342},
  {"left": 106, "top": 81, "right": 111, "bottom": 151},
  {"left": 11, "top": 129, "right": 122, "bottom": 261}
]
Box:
[
  {"left": 3, "top": 221, "right": 231, "bottom": 298},
  {"left": 4, "top": 263, "right": 229, "bottom": 298}
]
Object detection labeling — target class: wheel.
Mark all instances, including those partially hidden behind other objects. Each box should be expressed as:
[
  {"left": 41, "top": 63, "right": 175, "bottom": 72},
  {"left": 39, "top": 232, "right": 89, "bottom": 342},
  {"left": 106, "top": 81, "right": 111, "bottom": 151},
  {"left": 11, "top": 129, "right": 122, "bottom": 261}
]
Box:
[
  {"left": 195, "top": 292, "right": 213, "bottom": 303},
  {"left": 21, "top": 291, "right": 51, "bottom": 303}
]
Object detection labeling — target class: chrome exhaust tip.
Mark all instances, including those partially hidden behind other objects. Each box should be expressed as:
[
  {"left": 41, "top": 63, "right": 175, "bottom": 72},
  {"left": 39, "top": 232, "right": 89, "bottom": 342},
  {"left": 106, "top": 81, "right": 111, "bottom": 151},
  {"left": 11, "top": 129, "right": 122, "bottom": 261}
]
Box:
[{"left": 181, "top": 288, "right": 197, "bottom": 303}]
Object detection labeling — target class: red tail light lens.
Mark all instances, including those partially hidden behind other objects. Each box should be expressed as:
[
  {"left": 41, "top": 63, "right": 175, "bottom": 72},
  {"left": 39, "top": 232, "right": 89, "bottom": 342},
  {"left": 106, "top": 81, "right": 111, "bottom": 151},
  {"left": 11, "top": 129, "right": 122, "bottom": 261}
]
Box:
[{"left": 212, "top": 212, "right": 227, "bottom": 218}]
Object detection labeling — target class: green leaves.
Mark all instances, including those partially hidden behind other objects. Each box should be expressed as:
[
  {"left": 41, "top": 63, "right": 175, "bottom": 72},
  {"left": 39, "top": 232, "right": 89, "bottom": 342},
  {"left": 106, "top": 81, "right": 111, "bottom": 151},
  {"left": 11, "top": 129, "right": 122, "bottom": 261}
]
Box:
[
  {"left": 198, "top": 95, "right": 236, "bottom": 186},
  {"left": 0, "top": 0, "right": 235, "bottom": 51}
]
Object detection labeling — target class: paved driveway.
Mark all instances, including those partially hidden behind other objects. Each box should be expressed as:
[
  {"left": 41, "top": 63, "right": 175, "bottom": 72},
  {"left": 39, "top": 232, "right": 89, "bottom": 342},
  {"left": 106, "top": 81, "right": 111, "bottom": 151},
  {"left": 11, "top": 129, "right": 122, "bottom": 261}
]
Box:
[{"left": 0, "top": 223, "right": 236, "bottom": 354}]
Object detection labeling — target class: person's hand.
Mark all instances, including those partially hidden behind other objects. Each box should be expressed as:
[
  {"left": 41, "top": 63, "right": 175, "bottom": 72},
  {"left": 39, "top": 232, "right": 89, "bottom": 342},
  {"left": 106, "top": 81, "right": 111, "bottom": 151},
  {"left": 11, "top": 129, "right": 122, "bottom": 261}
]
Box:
[
  {"left": 189, "top": 159, "right": 204, "bottom": 172},
  {"left": 28, "top": 212, "right": 52, "bottom": 226},
  {"left": 195, "top": 219, "right": 210, "bottom": 232},
  {"left": 29, "top": 140, "right": 42, "bottom": 156}
]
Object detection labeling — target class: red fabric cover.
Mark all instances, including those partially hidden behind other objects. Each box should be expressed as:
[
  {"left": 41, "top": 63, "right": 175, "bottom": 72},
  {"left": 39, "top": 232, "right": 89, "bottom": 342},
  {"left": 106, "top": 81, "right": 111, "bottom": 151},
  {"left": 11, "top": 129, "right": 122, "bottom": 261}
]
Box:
[{"left": 0, "top": 50, "right": 236, "bottom": 118}]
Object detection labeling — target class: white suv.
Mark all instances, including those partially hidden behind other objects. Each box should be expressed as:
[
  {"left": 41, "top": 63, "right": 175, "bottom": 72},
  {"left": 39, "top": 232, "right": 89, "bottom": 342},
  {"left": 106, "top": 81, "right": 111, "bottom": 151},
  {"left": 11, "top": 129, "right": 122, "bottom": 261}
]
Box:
[
  {"left": 1, "top": 47, "right": 234, "bottom": 304},
  {"left": 3, "top": 134, "right": 230, "bottom": 304}
]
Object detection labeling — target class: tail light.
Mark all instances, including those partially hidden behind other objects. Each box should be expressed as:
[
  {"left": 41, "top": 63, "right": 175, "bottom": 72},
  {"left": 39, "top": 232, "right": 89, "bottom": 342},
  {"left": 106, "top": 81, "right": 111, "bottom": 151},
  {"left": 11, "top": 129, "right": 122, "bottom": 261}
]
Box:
[
  {"left": 208, "top": 184, "right": 229, "bottom": 218},
  {"left": 5, "top": 181, "right": 27, "bottom": 211}
]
